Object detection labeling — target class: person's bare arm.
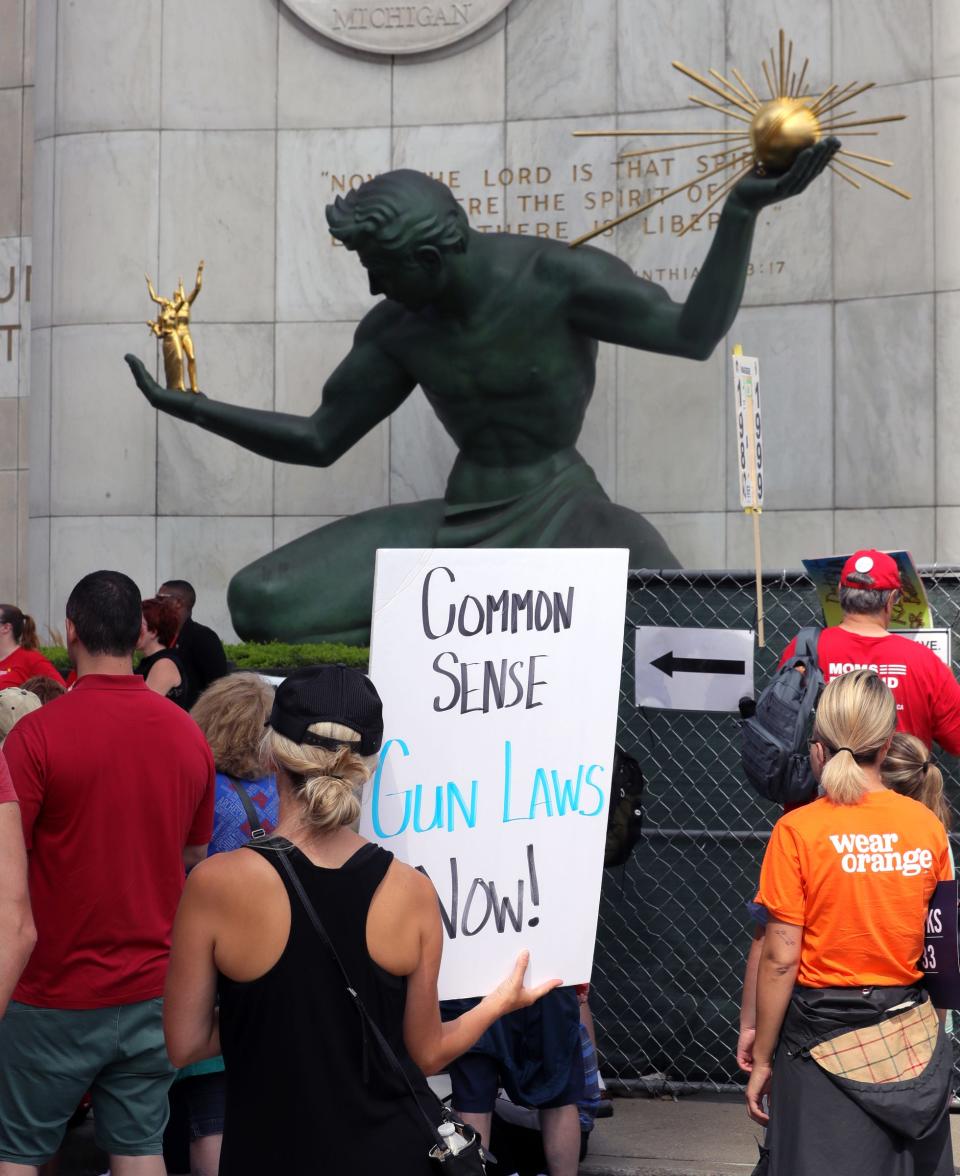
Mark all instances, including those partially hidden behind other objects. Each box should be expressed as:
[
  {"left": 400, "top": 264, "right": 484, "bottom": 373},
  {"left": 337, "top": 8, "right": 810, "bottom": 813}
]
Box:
[
  {"left": 125, "top": 302, "right": 416, "bottom": 467},
  {"left": 0, "top": 802, "right": 36, "bottom": 1018},
  {"left": 737, "top": 923, "right": 764, "bottom": 1073},
  {"left": 745, "top": 919, "right": 802, "bottom": 1124},
  {"left": 402, "top": 872, "right": 560, "bottom": 1075},
  {"left": 144, "top": 657, "right": 181, "bottom": 698},
  {"left": 164, "top": 864, "right": 221, "bottom": 1067},
  {"left": 567, "top": 140, "right": 838, "bottom": 361}
]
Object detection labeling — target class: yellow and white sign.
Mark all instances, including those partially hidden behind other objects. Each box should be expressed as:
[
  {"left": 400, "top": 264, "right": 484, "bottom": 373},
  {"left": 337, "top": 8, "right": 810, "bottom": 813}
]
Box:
[{"left": 733, "top": 352, "right": 764, "bottom": 510}]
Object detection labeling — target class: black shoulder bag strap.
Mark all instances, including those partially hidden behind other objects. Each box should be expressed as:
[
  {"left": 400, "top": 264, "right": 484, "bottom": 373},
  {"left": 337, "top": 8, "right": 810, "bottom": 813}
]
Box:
[
  {"left": 226, "top": 778, "right": 267, "bottom": 840},
  {"left": 273, "top": 847, "right": 448, "bottom": 1155}
]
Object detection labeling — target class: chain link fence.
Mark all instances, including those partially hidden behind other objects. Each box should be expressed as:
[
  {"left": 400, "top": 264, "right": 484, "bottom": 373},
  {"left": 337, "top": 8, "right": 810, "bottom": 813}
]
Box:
[{"left": 592, "top": 566, "right": 960, "bottom": 1094}]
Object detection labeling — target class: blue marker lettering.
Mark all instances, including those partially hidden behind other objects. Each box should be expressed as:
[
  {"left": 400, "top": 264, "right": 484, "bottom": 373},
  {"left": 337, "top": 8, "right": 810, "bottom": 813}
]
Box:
[
  {"left": 528, "top": 768, "right": 554, "bottom": 819},
  {"left": 502, "top": 740, "right": 529, "bottom": 822},
  {"left": 551, "top": 765, "right": 584, "bottom": 815},
  {"left": 447, "top": 779, "right": 478, "bottom": 831},
  {"left": 371, "top": 738, "right": 412, "bottom": 839},
  {"left": 413, "top": 784, "right": 444, "bottom": 833},
  {"left": 578, "top": 763, "right": 605, "bottom": 817}
]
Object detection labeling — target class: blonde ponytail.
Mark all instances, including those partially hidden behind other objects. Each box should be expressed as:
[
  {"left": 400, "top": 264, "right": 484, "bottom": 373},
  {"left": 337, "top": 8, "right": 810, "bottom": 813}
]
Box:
[
  {"left": 263, "top": 720, "right": 372, "bottom": 834},
  {"left": 882, "top": 732, "right": 951, "bottom": 830},
  {"left": 813, "top": 669, "right": 896, "bottom": 806}
]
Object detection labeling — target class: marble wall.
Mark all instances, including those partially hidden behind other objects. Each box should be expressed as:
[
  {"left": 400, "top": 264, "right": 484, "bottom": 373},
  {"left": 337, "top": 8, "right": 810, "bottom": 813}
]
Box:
[
  {"left": 22, "top": 0, "right": 960, "bottom": 639},
  {"left": 0, "top": 0, "right": 32, "bottom": 614}
]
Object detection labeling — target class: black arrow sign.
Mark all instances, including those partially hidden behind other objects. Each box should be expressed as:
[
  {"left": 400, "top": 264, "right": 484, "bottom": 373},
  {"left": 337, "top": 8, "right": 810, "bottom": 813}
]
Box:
[{"left": 651, "top": 651, "right": 746, "bottom": 679}]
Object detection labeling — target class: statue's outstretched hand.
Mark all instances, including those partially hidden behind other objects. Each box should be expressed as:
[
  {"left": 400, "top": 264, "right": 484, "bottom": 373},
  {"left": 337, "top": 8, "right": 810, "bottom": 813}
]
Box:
[
  {"left": 125, "top": 353, "right": 182, "bottom": 410},
  {"left": 730, "top": 136, "right": 839, "bottom": 213}
]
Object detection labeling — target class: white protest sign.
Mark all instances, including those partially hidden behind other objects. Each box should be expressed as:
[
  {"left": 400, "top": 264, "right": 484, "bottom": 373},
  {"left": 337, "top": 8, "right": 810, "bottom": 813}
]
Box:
[
  {"left": 634, "top": 626, "right": 755, "bottom": 712},
  {"left": 733, "top": 353, "right": 763, "bottom": 509},
  {"left": 898, "top": 628, "right": 952, "bottom": 668},
  {"left": 361, "top": 548, "right": 629, "bottom": 1001}
]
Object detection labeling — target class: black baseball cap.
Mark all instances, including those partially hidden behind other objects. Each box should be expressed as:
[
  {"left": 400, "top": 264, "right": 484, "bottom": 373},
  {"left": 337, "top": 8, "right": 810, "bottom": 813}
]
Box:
[{"left": 266, "top": 664, "right": 384, "bottom": 756}]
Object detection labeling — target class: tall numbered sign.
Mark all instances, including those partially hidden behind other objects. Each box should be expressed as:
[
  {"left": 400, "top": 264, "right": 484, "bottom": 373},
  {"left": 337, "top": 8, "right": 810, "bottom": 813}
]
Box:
[{"left": 733, "top": 353, "right": 764, "bottom": 510}]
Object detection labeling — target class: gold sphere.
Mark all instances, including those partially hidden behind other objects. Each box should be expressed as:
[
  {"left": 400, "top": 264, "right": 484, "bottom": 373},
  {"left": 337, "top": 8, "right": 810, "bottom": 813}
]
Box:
[{"left": 749, "top": 98, "right": 821, "bottom": 171}]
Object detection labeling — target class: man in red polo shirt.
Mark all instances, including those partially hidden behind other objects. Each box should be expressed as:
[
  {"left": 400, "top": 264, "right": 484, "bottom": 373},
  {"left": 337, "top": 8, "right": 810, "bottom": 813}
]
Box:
[
  {"left": 0, "top": 570, "right": 214, "bottom": 1175},
  {"left": 779, "top": 549, "right": 960, "bottom": 753},
  {"left": 0, "top": 750, "right": 34, "bottom": 1021}
]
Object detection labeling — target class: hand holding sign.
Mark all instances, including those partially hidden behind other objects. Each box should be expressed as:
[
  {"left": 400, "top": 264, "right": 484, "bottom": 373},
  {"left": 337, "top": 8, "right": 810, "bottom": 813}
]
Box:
[{"left": 488, "top": 950, "right": 563, "bottom": 1017}]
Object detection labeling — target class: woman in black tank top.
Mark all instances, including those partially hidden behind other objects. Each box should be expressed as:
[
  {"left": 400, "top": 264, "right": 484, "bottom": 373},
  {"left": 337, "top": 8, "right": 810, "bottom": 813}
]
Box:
[
  {"left": 164, "top": 666, "right": 558, "bottom": 1174},
  {"left": 137, "top": 596, "right": 196, "bottom": 710}
]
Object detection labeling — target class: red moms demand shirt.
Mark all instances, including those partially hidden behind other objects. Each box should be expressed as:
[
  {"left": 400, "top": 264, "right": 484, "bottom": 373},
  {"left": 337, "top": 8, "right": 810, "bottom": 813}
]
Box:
[
  {"left": 3, "top": 674, "right": 215, "bottom": 1009},
  {"left": 780, "top": 628, "right": 960, "bottom": 754}
]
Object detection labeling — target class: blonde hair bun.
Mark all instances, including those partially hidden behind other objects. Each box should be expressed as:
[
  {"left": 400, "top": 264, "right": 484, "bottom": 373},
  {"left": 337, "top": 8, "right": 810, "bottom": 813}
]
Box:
[{"left": 263, "top": 720, "right": 372, "bottom": 833}]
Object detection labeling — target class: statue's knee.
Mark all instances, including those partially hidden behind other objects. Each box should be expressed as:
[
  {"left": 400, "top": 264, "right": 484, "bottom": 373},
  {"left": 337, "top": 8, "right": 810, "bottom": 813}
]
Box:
[{"left": 227, "top": 563, "right": 278, "bottom": 642}]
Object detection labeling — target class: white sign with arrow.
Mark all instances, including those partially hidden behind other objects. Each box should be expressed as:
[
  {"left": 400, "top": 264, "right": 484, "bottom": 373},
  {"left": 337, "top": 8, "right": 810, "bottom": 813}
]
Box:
[{"left": 634, "top": 626, "right": 755, "bottom": 713}]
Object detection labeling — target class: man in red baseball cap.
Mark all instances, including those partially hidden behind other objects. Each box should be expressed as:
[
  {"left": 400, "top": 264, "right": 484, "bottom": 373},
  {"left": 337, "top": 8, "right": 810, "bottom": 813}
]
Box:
[{"left": 780, "top": 548, "right": 960, "bottom": 756}]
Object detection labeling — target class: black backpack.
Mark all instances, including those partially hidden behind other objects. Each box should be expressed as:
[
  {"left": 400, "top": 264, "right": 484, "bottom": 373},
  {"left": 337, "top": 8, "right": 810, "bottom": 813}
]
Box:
[
  {"left": 604, "top": 747, "right": 645, "bottom": 867},
  {"left": 741, "top": 627, "right": 824, "bottom": 807}
]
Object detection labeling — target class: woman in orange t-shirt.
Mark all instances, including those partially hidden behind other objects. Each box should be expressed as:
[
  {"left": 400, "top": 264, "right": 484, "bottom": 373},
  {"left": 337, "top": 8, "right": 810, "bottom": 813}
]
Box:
[{"left": 746, "top": 669, "right": 954, "bottom": 1176}]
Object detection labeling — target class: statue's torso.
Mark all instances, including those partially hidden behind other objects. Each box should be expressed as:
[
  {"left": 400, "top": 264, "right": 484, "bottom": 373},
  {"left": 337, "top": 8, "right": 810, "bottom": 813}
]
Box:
[{"left": 377, "top": 238, "right": 599, "bottom": 468}]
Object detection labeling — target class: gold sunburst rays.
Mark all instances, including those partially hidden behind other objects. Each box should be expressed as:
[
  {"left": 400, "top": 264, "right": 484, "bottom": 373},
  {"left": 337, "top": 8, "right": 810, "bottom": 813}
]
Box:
[{"left": 568, "top": 29, "right": 909, "bottom": 249}]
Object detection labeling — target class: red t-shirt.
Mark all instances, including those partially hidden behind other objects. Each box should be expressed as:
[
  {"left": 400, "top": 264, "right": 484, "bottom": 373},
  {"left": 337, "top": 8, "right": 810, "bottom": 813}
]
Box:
[
  {"left": 0, "top": 749, "right": 15, "bottom": 804},
  {"left": 0, "top": 647, "right": 65, "bottom": 688},
  {"left": 780, "top": 628, "right": 960, "bottom": 754},
  {"left": 3, "top": 674, "right": 215, "bottom": 1009}
]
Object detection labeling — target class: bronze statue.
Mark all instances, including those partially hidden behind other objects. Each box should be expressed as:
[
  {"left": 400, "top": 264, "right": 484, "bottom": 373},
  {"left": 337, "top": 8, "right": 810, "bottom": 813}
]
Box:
[
  {"left": 126, "top": 143, "right": 837, "bottom": 644},
  {"left": 145, "top": 261, "right": 204, "bottom": 392}
]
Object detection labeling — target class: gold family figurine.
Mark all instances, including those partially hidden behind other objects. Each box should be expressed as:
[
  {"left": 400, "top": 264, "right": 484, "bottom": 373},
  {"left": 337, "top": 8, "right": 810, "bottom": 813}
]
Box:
[{"left": 145, "top": 260, "right": 204, "bottom": 393}]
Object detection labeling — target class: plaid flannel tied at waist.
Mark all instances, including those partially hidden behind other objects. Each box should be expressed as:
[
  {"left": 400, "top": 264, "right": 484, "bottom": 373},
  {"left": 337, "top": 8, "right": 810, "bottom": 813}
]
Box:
[
  {"left": 781, "top": 986, "right": 952, "bottom": 1142},
  {"left": 806, "top": 997, "right": 939, "bottom": 1084}
]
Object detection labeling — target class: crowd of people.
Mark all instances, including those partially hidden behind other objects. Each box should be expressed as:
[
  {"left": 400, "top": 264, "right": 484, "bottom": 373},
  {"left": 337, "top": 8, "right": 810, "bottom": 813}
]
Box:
[
  {"left": 0, "top": 572, "right": 577, "bottom": 1176},
  {"left": 0, "top": 548, "right": 958, "bottom": 1176},
  {"left": 738, "top": 550, "right": 960, "bottom": 1176}
]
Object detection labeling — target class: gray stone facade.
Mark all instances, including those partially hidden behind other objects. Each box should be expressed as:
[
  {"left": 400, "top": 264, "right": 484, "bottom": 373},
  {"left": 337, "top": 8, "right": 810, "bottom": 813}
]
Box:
[
  {"left": 0, "top": 0, "right": 32, "bottom": 616},
  {"left": 10, "top": 0, "right": 960, "bottom": 639}
]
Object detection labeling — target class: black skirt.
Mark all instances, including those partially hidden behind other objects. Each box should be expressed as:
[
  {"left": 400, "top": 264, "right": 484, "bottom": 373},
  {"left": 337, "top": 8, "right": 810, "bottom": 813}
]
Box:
[{"left": 759, "top": 986, "right": 953, "bottom": 1176}]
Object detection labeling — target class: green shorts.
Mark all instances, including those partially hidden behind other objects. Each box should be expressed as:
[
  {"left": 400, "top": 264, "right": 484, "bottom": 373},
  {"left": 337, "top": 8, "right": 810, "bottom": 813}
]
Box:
[{"left": 0, "top": 997, "right": 176, "bottom": 1165}]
